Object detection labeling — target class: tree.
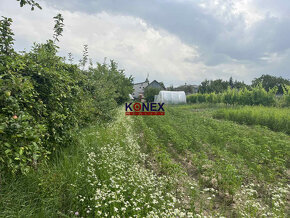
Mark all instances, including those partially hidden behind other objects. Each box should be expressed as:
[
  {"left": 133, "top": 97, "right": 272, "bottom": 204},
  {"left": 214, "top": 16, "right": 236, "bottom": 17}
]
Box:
[
  {"left": 159, "top": 82, "right": 166, "bottom": 89},
  {"left": 0, "top": 14, "right": 134, "bottom": 175},
  {"left": 199, "top": 78, "right": 249, "bottom": 94},
  {"left": 229, "top": 77, "right": 233, "bottom": 88},
  {"left": 16, "top": 0, "right": 41, "bottom": 10},
  {"left": 199, "top": 79, "right": 229, "bottom": 94},
  {"left": 233, "top": 80, "right": 248, "bottom": 90},
  {"left": 93, "top": 60, "right": 133, "bottom": 104},
  {"left": 198, "top": 79, "right": 210, "bottom": 94},
  {"left": 144, "top": 87, "right": 161, "bottom": 102},
  {"left": 0, "top": 17, "right": 14, "bottom": 56},
  {"left": 252, "top": 74, "right": 290, "bottom": 94}
]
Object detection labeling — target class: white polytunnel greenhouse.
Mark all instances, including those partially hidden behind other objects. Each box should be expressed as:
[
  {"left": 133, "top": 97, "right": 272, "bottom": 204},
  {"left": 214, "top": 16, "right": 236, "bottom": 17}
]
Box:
[{"left": 154, "top": 91, "right": 187, "bottom": 104}]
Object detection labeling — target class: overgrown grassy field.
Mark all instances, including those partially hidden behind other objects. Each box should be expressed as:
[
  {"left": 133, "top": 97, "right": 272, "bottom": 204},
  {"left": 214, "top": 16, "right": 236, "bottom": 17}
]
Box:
[
  {"left": 133, "top": 105, "right": 290, "bottom": 217},
  {"left": 213, "top": 106, "right": 290, "bottom": 134},
  {"left": 0, "top": 105, "right": 289, "bottom": 217}
]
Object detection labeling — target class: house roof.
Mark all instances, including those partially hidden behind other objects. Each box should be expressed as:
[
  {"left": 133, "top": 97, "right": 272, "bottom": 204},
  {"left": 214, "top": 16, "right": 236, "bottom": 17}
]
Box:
[
  {"left": 148, "top": 80, "right": 165, "bottom": 89},
  {"left": 134, "top": 81, "right": 149, "bottom": 85}
]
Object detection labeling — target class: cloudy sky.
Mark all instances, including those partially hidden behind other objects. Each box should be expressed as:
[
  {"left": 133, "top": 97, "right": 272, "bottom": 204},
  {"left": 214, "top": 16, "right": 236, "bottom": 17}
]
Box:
[{"left": 0, "top": 0, "right": 289, "bottom": 86}]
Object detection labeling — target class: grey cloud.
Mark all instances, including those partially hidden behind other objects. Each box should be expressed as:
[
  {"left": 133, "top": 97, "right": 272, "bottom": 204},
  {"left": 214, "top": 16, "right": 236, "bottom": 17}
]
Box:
[
  {"left": 253, "top": 0, "right": 290, "bottom": 17},
  {"left": 44, "top": 0, "right": 221, "bottom": 46},
  {"left": 40, "top": 0, "right": 290, "bottom": 81},
  {"left": 43, "top": 0, "right": 290, "bottom": 65},
  {"left": 44, "top": 0, "right": 224, "bottom": 62}
]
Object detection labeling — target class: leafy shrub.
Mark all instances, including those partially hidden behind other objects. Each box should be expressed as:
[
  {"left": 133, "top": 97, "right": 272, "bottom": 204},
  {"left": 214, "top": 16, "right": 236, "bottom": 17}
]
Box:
[
  {"left": 197, "top": 93, "right": 206, "bottom": 103},
  {"left": 0, "top": 67, "right": 48, "bottom": 174},
  {"left": 186, "top": 94, "right": 198, "bottom": 103},
  {"left": 0, "top": 16, "right": 133, "bottom": 175},
  {"left": 144, "top": 87, "right": 161, "bottom": 102},
  {"left": 187, "top": 84, "right": 284, "bottom": 106},
  {"left": 281, "top": 85, "right": 290, "bottom": 107}
]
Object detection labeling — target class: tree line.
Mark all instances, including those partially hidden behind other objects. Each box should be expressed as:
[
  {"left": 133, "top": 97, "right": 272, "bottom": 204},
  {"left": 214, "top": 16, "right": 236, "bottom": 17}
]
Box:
[
  {"left": 187, "top": 84, "right": 290, "bottom": 107},
  {"left": 199, "top": 75, "right": 289, "bottom": 95}
]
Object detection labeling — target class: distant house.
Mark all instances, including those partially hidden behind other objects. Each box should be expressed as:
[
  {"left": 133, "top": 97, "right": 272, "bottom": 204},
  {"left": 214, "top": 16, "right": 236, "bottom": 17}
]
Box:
[
  {"left": 132, "top": 78, "right": 149, "bottom": 99},
  {"left": 146, "top": 80, "right": 165, "bottom": 90},
  {"left": 132, "top": 78, "right": 165, "bottom": 99}
]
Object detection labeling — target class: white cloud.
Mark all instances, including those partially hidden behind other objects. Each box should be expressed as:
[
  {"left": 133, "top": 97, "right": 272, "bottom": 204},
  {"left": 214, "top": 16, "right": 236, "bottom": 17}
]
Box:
[
  {"left": 0, "top": 0, "right": 288, "bottom": 86},
  {"left": 1, "top": 0, "right": 207, "bottom": 85},
  {"left": 58, "top": 10, "right": 205, "bottom": 85}
]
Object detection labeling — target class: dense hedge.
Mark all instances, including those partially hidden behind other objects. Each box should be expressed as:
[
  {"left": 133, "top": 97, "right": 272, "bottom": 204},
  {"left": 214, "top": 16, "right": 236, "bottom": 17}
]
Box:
[
  {"left": 187, "top": 85, "right": 290, "bottom": 107},
  {"left": 0, "top": 17, "right": 133, "bottom": 174}
]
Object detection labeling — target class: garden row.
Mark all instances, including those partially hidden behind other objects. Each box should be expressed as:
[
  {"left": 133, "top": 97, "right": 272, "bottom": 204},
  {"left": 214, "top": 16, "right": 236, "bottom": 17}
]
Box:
[
  {"left": 134, "top": 106, "right": 290, "bottom": 217},
  {"left": 187, "top": 85, "right": 290, "bottom": 107}
]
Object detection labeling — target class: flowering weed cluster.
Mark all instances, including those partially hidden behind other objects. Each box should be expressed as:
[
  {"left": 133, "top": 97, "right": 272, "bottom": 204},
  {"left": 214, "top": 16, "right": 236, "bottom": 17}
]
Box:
[
  {"left": 234, "top": 183, "right": 289, "bottom": 217},
  {"left": 70, "top": 110, "right": 192, "bottom": 217}
]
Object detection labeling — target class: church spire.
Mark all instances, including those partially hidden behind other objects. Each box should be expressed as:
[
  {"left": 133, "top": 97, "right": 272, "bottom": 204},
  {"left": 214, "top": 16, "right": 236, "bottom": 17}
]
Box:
[{"left": 145, "top": 73, "right": 149, "bottom": 83}]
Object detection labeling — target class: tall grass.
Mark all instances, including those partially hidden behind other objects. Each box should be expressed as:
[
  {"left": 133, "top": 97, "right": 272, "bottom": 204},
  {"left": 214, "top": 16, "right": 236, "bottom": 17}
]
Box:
[
  {"left": 0, "top": 123, "right": 97, "bottom": 217},
  {"left": 187, "top": 85, "right": 290, "bottom": 107},
  {"left": 214, "top": 106, "right": 290, "bottom": 134}
]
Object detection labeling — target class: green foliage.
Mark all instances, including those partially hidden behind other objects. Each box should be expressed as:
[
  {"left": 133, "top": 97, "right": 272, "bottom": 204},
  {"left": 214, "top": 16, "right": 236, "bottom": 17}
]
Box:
[
  {"left": 281, "top": 85, "right": 290, "bottom": 106},
  {"left": 0, "top": 106, "right": 289, "bottom": 217},
  {"left": 252, "top": 74, "right": 290, "bottom": 95},
  {"left": 93, "top": 60, "right": 133, "bottom": 105},
  {"left": 79, "top": 44, "right": 88, "bottom": 69},
  {"left": 187, "top": 84, "right": 283, "bottom": 106},
  {"left": 198, "top": 78, "right": 248, "bottom": 94},
  {"left": 0, "top": 126, "right": 85, "bottom": 217},
  {"left": 0, "top": 68, "right": 48, "bottom": 174},
  {"left": 214, "top": 106, "right": 290, "bottom": 134},
  {"left": 16, "top": 0, "right": 41, "bottom": 10},
  {"left": 167, "top": 84, "right": 197, "bottom": 94},
  {"left": 137, "top": 105, "right": 289, "bottom": 216},
  {"left": 199, "top": 75, "right": 289, "bottom": 96},
  {"left": 68, "top": 52, "right": 74, "bottom": 64},
  {"left": 106, "top": 60, "right": 133, "bottom": 104},
  {"left": 53, "top": 14, "right": 64, "bottom": 42},
  {"left": 70, "top": 113, "right": 189, "bottom": 217},
  {"left": 144, "top": 87, "right": 161, "bottom": 102},
  {"left": 0, "top": 17, "right": 14, "bottom": 56},
  {"left": 0, "top": 16, "right": 133, "bottom": 175}
]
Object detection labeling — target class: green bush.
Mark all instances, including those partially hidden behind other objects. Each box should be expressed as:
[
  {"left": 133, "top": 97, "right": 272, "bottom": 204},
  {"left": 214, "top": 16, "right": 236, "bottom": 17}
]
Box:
[
  {"left": 197, "top": 93, "right": 206, "bottom": 103},
  {"left": 282, "top": 85, "right": 290, "bottom": 107},
  {"left": 0, "top": 16, "right": 133, "bottom": 175},
  {"left": 0, "top": 66, "right": 48, "bottom": 174},
  {"left": 186, "top": 94, "right": 198, "bottom": 103},
  {"left": 144, "top": 87, "right": 161, "bottom": 102},
  {"left": 187, "top": 84, "right": 286, "bottom": 106}
]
